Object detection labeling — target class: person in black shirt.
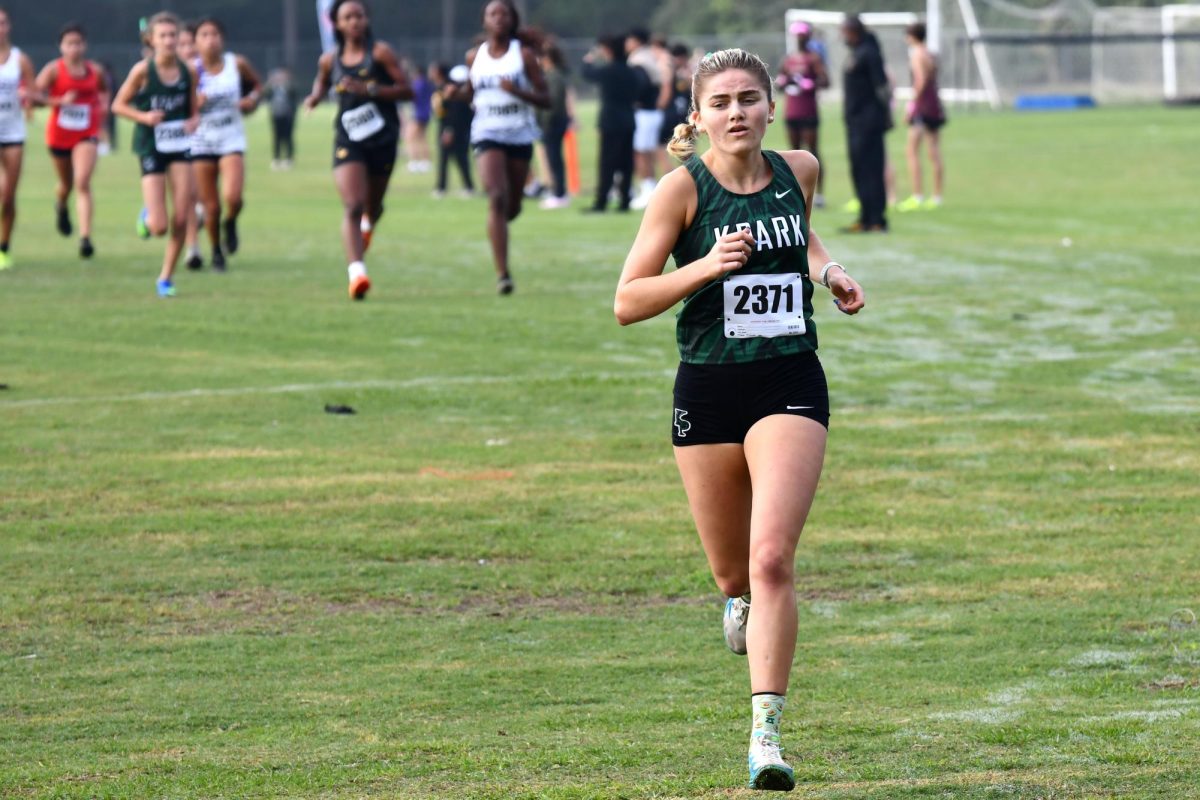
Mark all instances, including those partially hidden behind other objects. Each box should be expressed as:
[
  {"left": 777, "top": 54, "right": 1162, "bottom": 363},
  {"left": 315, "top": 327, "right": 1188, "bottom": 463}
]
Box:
[
  {"left": 581, "top": 35, "right": 635, "bottom": 212},
  {"left": 431, "top": 62, "right": 474, "bottom": 196},
  {"left": 840, "top": 15, "right": 891, "bottom": 232}
]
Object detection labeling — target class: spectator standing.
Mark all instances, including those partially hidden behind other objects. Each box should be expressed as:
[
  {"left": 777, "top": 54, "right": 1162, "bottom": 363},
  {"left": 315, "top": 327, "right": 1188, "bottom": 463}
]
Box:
[
  {"left": 431, "top": 62, "right": 474, "bottom": 197},
  {"left": 536, "top": 41, "right": 571, "bottom": 209},
  {"left": 776, "top": 21, "right": 829, "bottom": 208},
  {"left": 265, "top": 67, "right": 297, "bottom": 170},
  {"left": 625, "top": 28, "right": 671, "bottom": 210},
  {"left": 581, "top": 35, "right": 635, "bottom": 213},
  {"left": 840, "top": 14, "right": 891, "bottom": 233}
]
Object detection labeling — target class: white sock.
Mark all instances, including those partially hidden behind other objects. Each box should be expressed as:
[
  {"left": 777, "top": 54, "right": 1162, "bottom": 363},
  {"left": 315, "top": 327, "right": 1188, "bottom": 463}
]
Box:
[
  {"left": 360, "top": 216, "right": 372, "bottom": 233},
  {"left": 751, "top": 693, "right": 785, "bottom": 743},
  {"left": 912, "top": 194, "right": 924, "bottom": 202},
  {"left": 348, "top": 261, "right": 367, "bottom": 280},
  {"left": 641, "top": 178, "right": 656, "bottom": 194}
]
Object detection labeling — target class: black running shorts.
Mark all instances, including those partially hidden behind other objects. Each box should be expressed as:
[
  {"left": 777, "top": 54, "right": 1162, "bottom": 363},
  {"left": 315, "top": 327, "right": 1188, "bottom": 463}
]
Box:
[
  {"left": 333, "top": 139, "right": 398, "bottom": 177},
  {"left": 671, "top": 350, "right": 829, "bottom": 446},
  {"left": 140, "top": 150, "right": 191, "bottom": 176}
]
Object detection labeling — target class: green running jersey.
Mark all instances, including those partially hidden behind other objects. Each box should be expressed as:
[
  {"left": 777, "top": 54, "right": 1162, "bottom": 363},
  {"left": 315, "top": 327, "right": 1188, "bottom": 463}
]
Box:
[
  {"left": 132, "top": 58, "right": 192, "bottom": 158},
  {"left": 671, "top": 150, "right": 817, "bottom": 365}
]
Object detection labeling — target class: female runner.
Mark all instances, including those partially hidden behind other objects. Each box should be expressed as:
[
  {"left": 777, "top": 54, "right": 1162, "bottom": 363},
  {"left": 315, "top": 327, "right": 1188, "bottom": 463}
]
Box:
[
  {"left": 37, "top": 22, "right": 109, "bottom": 259},
  {"left": 463, "top": 0, "right": 548, "bottom": 294},
  {"left": 192, "top": 17, "right": 262, "bottom": 270},
  {"left": 303, "top": 0, "right": 410, "bottom": 301},
  {"left": 0, "top": 7, "right": 36, "bottom": 269},
  {"left": 111, "top": 11, "right": 200, "bottom": 297},
  {"left": 613, "top": 49, "right": 865, "bottom": 791}
]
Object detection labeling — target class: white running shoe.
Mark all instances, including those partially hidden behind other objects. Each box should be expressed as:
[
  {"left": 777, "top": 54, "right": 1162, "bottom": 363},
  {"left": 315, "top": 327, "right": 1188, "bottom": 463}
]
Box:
[
  {"left": 723, "top": 595, "right": 750, "bottom": 655},
  {"left": 629, "top": 186, "right": 654, "bottom": 211},
  {"left": 748, "top": 736, "right": 795, "bottom": 791}
]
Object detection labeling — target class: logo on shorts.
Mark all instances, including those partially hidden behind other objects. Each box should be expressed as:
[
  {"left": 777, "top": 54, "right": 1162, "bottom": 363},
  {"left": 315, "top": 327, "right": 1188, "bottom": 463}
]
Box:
[
  {"left": 142, "top": 156, "right": 157, "bottom": 172},
  {"left": 674, "top": 408, "right": 691, "bottom": 438},
  {"left": 336, "top": 147, "right": 349, "bottom": 159}
]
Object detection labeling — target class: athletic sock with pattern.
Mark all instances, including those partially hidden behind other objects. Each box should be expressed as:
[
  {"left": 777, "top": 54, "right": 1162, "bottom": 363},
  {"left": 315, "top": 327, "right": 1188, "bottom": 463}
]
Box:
[{"left": 751, "top": 692, "right": 785, "bottom": 743}]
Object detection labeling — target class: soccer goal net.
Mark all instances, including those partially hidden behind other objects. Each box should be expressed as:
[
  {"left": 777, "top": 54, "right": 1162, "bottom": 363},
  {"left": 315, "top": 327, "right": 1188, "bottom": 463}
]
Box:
[
  {"left": 789, "top": 1, "right": 1200, "bottom": 109},
  {"left": 784, "top": 7, "right": 997, "bottom": 108}
]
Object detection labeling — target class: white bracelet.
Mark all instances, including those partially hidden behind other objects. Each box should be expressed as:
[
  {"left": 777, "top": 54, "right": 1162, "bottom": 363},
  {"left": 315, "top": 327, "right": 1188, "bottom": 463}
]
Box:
[{"left": 818, "top": 261, "right": 845, "bottom": 288}]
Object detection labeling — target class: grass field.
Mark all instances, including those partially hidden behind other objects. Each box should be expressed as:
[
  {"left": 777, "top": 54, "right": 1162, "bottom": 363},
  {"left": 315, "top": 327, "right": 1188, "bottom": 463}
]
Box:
[{"left": 2, "top": 101, "right": 1199, "bottom": 799}]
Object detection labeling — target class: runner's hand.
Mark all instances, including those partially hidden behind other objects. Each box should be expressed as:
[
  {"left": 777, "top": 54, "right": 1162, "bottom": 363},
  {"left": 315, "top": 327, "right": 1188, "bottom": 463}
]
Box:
[
  {"left": 828, "top": 270, "right": 866, "bottom": 314},
  {"left": 142, "top": 109, "right": 165, "bottom": 127},
  {"left": 706, "top": 230, "right": 755, "bottom": 278}
]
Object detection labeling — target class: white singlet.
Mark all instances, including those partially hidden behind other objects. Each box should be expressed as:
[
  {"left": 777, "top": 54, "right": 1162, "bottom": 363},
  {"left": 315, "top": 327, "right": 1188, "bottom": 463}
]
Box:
[
  {"left": 192, "top": 53, "right": 247, "bottom": 157},
  {"left": 0, "top": 47, "right": 26, "bottom": 144},
  {"left": 469, "top": 39, "right": 539, "bottom": 146}
]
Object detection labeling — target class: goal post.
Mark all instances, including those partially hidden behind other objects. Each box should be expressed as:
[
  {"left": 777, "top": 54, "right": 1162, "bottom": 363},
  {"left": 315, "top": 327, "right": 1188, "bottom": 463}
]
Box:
[{"left": 784, "top": 7, "right": 997, "bottom": 108}]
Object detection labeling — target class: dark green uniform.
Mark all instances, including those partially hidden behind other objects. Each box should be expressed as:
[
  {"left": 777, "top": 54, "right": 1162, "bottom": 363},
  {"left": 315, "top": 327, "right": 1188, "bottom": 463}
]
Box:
[
  {"left": 672, "top": 150, "right": 817, "bottom": 364},
  {"left": 132, "top": 58, "right": 192, "bottom": 175}
]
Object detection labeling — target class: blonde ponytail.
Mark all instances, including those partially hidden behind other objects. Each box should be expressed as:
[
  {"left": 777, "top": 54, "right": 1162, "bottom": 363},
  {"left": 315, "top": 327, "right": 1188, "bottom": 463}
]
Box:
[{"left": 667, "top": 121, "right": 700, "bottom": 161}]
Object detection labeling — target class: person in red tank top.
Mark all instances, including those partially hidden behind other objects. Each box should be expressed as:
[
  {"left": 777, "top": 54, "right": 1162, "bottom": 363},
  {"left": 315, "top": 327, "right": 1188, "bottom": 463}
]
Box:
[
  {"left": 775, "top": 22, "right": 829, "bottom": 208},
  {"left": 898, "top": 22, "right": 946, "bottom": 212},
  {"left": 35, "top": 22, "right": 108, "bottom": 258}
]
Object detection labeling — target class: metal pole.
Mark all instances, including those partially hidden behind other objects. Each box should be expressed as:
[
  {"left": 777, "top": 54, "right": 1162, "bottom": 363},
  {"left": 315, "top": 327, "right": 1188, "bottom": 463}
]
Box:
[{"left": 283, "top": 0, "right": 298, "bottom": 69}]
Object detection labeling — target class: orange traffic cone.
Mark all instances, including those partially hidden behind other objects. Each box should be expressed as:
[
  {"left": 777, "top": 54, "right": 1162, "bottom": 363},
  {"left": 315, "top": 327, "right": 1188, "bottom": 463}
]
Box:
[{"left": 564, "top": 127, "right": 582, "bottom": 197}]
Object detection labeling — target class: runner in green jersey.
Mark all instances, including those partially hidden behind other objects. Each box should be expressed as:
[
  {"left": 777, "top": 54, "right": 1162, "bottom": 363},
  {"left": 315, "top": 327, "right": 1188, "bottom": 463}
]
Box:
[
  {"left": 111, "top": 11, "right": 199, "bottom": 297},
  {"left": 614, "top": 49, "right": 865, "bottom": 793}
]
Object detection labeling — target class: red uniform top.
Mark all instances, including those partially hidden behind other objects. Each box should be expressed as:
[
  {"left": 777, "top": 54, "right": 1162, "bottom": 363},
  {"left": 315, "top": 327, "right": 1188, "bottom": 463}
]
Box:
[{"left": 46, "top": 59, "right": 102, "bottom": 150}]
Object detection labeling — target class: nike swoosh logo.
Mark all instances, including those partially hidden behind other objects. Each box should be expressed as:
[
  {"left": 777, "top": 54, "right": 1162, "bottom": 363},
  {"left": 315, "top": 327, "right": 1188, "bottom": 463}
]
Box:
[
  {"left": 775, "top": 189, "right": 792, "bottom": 199},
  {"left": 786, "top": 405, "right": 813, "bottom": 410}
]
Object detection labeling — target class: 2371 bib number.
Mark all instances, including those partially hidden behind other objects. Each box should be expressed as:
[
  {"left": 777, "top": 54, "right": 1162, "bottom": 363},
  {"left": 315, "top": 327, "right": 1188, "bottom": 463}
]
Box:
[{"left": 723, "top": 272, "right": 806, "bottom": 339}]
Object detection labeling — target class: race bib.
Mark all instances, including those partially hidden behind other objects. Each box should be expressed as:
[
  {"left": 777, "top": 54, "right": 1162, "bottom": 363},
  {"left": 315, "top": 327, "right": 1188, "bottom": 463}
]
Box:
[
  {"left": 204, "top": 111, "right": 236, "bottom": 131},
  {"left": 154, "top": 119, "right": 190, "bottom": 153},
  {"left": 722, "top": 273, "right": 806, "bottom": 339},
  {"left": 58, "top": 103, "right": 91, "bottom": 131},
  {"left": 0, "top": 97, "right": 15, "bottom": 118},
  {"left": 341, "top": 103, "right": 384, "bottom": 142}
]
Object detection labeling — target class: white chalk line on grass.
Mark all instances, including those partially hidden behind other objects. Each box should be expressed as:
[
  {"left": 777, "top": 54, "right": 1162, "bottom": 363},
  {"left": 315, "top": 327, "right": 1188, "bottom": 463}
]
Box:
[{"left": 0, "top": 369, "right": 675, "bottom": 410}]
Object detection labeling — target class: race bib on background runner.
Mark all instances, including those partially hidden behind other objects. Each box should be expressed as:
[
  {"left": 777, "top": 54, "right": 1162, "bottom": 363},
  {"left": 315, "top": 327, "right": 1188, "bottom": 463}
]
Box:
[
  {"left": 58, "top": 103, "right": 92, "bottom": 131},
  {"left": 341, "top": 103, "right": 384, "bottom": 142},
  {"left": 722, "top": 273, "right": 806, "bottom": 339},
  {"left": 154, "top": 119, "right": 190, "bottom": 153}
]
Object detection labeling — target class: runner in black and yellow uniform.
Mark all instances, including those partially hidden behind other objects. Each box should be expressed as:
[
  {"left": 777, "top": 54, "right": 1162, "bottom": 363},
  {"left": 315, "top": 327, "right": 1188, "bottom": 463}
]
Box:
[
  {"left": 303, "top": 0, "right": 410, "bottom": 301},
  {"left": 111, "top": 11, "right": 199, "bottom": 297},
  {"left": 614, "top": 49, "right": 865, "bottom": 793}
]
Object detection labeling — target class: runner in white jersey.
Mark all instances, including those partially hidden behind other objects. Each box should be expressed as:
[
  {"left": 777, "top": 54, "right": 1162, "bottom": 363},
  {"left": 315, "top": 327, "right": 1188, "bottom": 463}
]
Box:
[
  {"left": 191, "top": 17, "right": 261, "bottom": 272},
  {"left": 461, "top": 0, "right": 548, "bottom": 295},
  {"left": 0, "top": 8, "right": 36, "bottom": 270}
]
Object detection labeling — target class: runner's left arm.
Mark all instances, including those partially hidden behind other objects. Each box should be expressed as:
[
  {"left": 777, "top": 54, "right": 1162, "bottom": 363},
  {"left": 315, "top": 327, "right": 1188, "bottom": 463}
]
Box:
[
  {"left": 498, "top": 46, "right": 549, "bottom": 109},
  {"left": 782, "top": 149, "right": 865, "bottom": 315},
  {"left": 33, "top": 60, "right": 58, "bottom": 107},
  {"left": 18, "top": 52, "right": 37, "bottom": 113},
  {"left": 335, "top": 42, "right": 412, "bottom": 102},
  {"left": 185, "top": 63, "right": 201, "bottom": 134},
  {"left": 236, "top": 55, "right": 264, "bottom": 113}
]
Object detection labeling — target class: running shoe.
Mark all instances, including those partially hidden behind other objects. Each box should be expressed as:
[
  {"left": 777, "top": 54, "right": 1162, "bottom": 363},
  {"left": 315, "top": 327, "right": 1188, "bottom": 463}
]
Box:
[
  {"left": 136, "top": 208, "right": 150, "bottom": 240},
  {"left": 923, "top": 197, "right": 943, "bottom": 210},
  {"left": 56, "top": 203, "right": 72, "bottom": 236},
  {"left": 896, "top": 195, "right": 923, "bottom": 213},
  {"left": 80, "top": 238, "right": 94, "bottom": 259},
  {"left": 156, "top": 278, "right": 176, "bottom": 298},
  {"left": 748, "top": 736, "right": 795, "bottom": 792},
  {"left": 724, "top": 596, "right": 750, "bottom": 655},
  {"left": 349, "top": 274, "right": 371, "bottom": 301},
  {"left": 497, "top": 275, "right": 514, "bottom": 295},
  {"left": 185, "top": 251, "right": 203, "bottom": 270},
  {"left": 840, "top": 197, "right": 861, "bottom": 215},
  {"left": 223, "top": 218, "right": 239, "bottom": 255},
  {"left": 0, "top": 251, "right": 12, "bottom": 270},
  {"left": 211, "top": 247, "right": 226, "bottom": 273}
]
